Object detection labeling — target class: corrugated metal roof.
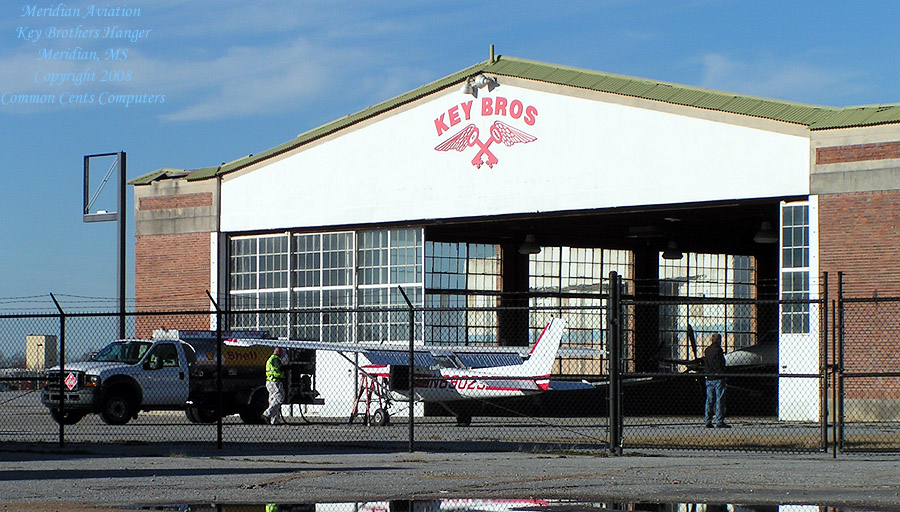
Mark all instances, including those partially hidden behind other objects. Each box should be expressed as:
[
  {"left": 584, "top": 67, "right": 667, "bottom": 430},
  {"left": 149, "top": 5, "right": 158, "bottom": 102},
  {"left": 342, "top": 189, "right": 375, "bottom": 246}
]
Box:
[{"left": 132, "top": 55, "right": 900, "bottom": 185}]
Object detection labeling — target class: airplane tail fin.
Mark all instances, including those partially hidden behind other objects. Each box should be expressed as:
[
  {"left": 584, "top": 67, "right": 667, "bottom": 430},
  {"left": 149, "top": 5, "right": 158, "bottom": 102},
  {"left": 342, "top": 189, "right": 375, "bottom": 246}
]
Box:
[{"left": 520, "top": 318, "right": 566, "bottom": 377}]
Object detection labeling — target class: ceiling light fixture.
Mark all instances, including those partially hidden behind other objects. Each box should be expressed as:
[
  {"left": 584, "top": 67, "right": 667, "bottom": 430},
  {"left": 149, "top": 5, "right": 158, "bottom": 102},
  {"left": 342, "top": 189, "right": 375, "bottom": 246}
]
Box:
[
  {"left": 662, "top": 240, "right": 683, "bottom": 260},
  {"left": 518, "top": 234, "right": 541, "bottom": 255},
  {"left": 753, "top": 221, "right": 778, "bottom": 244}
]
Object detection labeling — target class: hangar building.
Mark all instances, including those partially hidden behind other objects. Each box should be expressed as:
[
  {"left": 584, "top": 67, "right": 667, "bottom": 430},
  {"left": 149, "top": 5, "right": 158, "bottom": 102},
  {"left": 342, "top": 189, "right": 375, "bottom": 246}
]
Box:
[{"left": 132, "top": 54, "right": 900, "bottom": 420}]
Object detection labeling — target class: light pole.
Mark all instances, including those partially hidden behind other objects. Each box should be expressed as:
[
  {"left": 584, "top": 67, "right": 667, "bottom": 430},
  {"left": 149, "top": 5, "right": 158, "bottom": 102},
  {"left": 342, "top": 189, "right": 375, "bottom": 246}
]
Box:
[{"left": 83, "top": 151, "right": 126, "bottom": 339}]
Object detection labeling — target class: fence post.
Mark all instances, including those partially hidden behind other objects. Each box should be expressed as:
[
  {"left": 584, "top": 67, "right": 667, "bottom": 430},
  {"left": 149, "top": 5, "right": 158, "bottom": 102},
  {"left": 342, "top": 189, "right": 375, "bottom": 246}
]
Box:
[
  {"left": 207, "top": 291, "right": 224, "bottom": 450},
  {"left": 831, "top": 293, "right": 841, "bottom": 458},
  {"left": 607, "top": 271, "right": 623, "bottom": 455},
  {"left": 821, "top": 272, "right": 828, "bottom": 452},
  {"left": 49, "top": 293, "right": 65, "bottom": 447},
  {"left": 398, "top": 286, "right": 415, "bottom": 453},
  {"left": 836, "top": 272, "right": 845, "bottom": 452}
]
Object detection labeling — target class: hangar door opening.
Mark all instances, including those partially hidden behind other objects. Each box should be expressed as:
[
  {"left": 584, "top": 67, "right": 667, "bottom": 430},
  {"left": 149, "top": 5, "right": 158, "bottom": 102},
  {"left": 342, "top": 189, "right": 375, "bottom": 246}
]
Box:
[{"left": 222, "top": 204, "right": 787, "bottom": 383}]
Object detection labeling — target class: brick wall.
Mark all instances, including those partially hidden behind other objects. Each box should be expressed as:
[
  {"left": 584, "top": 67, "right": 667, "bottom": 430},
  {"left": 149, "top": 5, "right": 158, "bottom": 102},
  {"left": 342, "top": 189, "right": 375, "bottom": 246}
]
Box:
[
  {"left": 819, "top": 190, "right": 900, "bottom": 298},
  {"left": 816, "top": 140, "right": 900, "bottom": 165},
  {"left": 139, "top": 192, "right": 213, "bottom": 211},
  {"left": 819, "top": 190, "right": 900, "bottom": 402},
  {"left": 135, "top": 232, "right": 212, "bottom": 337}
]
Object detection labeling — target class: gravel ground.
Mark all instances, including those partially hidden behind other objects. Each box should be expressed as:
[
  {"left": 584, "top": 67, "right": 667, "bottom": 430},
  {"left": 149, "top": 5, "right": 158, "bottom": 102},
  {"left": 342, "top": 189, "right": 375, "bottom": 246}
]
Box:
[{"left": 1, "top": 442, "right": 899, "bottom": 511}]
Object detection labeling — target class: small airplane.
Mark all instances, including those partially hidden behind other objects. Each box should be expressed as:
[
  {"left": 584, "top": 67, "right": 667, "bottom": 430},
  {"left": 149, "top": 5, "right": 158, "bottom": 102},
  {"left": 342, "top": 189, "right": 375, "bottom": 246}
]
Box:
[
  {"left": 226, "top": 318, "right": 602, "bottom": 426},
  {"left": 661, "top": 324, "right": 778, "bottom": 373}
]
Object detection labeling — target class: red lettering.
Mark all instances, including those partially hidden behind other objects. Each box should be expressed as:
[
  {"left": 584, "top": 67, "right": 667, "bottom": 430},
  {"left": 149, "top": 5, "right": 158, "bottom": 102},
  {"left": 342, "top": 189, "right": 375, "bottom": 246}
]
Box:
[
  {"left": 509, "top": 100, "right": 523, "bottom": 119},
  {"left": 434, "top": 114, "right": 449, "bottom": 136},
  {"left": 494, "top": 97, "right": 508, "bottom": 116},
  {"left": 467, "top": 380, "right": 476, "bottom": 390},
  {"left": 524, "top": 106, "right": 538, "bottom": 126},
  {"left": 481, "top": 97, "right": 493, "bottom": 116},
  {"left": 447, "top": 106, "right": 460, "bottom": 127},
  {"left": 460, "top": 100, "right": 473, "bottom": 120}
]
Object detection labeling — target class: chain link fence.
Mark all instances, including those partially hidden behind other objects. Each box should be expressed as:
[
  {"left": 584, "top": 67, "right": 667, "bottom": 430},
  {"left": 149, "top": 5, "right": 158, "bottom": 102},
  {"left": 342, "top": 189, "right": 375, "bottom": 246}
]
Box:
[
  {"left": 1, "top": 291, "right": 899, "bottom": 454},
  {"left": 836, "top": 296, "right": 900, "bottom": 452}
]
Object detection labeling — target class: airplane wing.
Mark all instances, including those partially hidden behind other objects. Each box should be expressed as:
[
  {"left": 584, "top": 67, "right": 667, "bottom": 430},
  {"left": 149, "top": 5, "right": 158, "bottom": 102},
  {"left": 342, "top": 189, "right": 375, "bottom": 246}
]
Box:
[
  {"left": 225, "top": 337, "right": 604, "bottom": 367},
  {"left": 550, "top": 376, "right": 656, "bottom": 391}
]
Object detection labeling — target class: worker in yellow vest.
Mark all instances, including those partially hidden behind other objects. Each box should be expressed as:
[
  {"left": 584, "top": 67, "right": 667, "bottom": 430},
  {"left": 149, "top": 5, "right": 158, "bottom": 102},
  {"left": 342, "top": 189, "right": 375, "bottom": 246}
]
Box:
[{"left": 263, "top": 347, "right": 286, "bottom": 425}]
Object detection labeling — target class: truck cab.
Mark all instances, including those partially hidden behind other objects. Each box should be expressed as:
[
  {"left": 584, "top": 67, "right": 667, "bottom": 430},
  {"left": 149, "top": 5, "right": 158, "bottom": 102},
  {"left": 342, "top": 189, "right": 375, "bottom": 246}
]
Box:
[{"left": 42, "top": 336, "right": 193, "bottom": 425}]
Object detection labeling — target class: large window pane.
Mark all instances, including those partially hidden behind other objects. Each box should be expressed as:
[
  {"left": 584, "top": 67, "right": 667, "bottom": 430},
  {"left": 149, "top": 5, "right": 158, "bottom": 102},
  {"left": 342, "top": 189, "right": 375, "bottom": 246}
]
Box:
[
  {"left": 530, "top": 247, "right": 633, "bottom": 373},
  {"left": 659, "top": 252, "right": 758, "bottom": 363},
  {"left": 424, "top": 241, "right": 501, "bottom": 345}
]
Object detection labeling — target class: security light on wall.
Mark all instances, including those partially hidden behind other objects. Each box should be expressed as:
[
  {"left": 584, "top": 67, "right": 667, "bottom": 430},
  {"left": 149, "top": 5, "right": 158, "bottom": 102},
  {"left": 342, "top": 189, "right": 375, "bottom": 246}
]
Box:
[
  {"left": 518, "top": 234, "right": 541, "bottom": 255},
  {"left": 753, "top": 221, "right": 778, "bottom": 244},
  {"left": 461, "top": 74, "right": 499, "bottom": 97}
]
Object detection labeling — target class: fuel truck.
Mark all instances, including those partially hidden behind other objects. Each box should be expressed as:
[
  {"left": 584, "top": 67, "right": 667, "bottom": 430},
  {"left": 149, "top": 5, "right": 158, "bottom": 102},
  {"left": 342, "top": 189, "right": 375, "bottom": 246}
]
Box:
[{"left": 41, "top": 329, "right": 321, "bottom": 425}]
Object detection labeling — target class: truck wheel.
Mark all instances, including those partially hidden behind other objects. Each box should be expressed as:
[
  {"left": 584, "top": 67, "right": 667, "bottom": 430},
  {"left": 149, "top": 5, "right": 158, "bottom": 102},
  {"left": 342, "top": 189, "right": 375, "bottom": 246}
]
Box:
[
  {"left": 185, "top": 407, "right": 219, "bottom": 424},
  {"left": 50, "top": 409, "right": 86, "bottom": 425},
  {"left": 371, "top": 408, "right": 390, "bottom": 426},
  {"left": 239, "top": 392, "right": 267, "bottom": 424},
  {"left": 100, "top": 393, "right": 134, "bottom": 425}
]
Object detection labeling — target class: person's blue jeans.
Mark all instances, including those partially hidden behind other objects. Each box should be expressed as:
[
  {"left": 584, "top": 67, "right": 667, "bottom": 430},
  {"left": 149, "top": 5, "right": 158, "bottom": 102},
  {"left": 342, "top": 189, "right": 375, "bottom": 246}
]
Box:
[{"left": 705, "top": 378, "right": 726, "bottom": 425}]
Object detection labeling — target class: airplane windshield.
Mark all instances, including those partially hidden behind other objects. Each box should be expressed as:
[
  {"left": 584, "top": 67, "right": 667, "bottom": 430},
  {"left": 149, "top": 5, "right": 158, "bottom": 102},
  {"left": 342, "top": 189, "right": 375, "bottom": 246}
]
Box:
[{"left": 92, "top": 341, "right": 152, "bottom": 364}]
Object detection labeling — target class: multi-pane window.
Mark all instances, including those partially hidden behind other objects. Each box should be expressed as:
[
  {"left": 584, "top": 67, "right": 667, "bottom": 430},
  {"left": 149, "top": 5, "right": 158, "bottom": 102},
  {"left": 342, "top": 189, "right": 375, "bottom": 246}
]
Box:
[
  {"left": 424, "top": 242, "right": 501, "bottom": 345},
  {"left": 357, "top": 229, "right": 423, "bottom": 342},
  {"left": 529, "top": 247, "right": 633, "bottom": 373},
  {"left": 228, "top": 229, "right": 421, "bottom": 342},
  {"left": 358, "top": 230, "right": 389, "bottom": 286},
  {"left": 230, "top": 238, "right": 257, "bottom": 291},
  {"left": 781, "top": 203, "right": 810, "bottom": 334},
  {"left": 229, "top": 234, "right": 290, "bottom": 337},
  {"left": 659, "top": 253, "right": 757, "bottom": 364},
  {"left": 291, "top": 232, "right": 355, "bottom": 342}
]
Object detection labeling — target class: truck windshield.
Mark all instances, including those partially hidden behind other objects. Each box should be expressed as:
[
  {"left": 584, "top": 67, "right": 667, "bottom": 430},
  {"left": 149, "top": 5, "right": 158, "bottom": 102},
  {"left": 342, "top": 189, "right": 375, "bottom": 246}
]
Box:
[{"left": 92, "top": 341, "right": 152, "bottom": 364}]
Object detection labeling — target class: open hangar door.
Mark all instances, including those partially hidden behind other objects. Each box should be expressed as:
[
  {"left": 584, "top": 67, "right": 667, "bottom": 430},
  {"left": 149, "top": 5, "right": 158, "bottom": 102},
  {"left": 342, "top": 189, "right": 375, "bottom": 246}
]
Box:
[{"left": 423, "top": 196, "right": 798, "bottom": 377}]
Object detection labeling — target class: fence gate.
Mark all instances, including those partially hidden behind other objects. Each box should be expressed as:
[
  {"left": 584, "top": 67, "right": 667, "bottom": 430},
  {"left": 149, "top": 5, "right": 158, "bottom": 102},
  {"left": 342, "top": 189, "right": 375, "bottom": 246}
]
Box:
[{"left": 835, "top": 276, "right": 900, "bottom": 452}]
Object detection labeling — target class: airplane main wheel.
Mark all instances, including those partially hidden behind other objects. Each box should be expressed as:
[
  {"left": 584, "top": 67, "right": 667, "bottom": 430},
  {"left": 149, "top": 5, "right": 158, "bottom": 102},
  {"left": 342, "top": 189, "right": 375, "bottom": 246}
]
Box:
[
  {"left": 371, "top": 408, "right": 390, "bottom": 426},
  {"left": 456, "top": 414, "right": 472, "bottom": 427}
]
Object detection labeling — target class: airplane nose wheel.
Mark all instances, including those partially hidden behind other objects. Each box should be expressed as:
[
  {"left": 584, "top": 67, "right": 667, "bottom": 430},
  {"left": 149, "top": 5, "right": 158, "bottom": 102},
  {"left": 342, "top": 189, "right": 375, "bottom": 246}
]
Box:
[{"left": 370, "top": 408, "right": 390, "bottom": 426}]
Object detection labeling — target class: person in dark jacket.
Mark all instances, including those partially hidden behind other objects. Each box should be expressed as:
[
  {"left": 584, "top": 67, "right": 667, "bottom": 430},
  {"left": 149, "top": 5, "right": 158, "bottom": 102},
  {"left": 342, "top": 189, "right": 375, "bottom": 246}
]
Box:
[{"left": 703, "top": 333, "right": 730, "bottom": 428}]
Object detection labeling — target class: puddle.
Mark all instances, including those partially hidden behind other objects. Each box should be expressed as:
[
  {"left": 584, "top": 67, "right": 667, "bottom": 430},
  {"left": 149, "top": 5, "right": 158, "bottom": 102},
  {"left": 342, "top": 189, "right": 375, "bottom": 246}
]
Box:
[{"left": 129, "top": 500, "right": 893, "bottom": 512}]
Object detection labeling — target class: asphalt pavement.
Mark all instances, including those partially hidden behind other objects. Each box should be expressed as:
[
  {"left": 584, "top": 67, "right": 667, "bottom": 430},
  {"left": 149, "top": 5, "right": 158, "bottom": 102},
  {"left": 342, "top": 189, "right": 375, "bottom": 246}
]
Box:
[{"left": 1, "top": 441, "right": 899, "bottom": 511}]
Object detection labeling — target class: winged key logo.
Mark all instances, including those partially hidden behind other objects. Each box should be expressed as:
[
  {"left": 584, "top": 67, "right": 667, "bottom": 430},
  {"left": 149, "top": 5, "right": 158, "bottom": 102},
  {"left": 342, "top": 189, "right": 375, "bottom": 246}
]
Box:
[{"left": 434, "top": 120, "right": 537, "bottom": 169}]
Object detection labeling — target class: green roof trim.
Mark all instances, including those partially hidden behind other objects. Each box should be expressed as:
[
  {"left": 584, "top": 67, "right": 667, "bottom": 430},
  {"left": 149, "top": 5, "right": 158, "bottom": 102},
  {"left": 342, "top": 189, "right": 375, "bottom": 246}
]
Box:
[
  {"left": 128, "top": 167, "right": 193, "bottom": 185},
  {"left": 132, "top": 55, "right": 900, "bottom": 185}
]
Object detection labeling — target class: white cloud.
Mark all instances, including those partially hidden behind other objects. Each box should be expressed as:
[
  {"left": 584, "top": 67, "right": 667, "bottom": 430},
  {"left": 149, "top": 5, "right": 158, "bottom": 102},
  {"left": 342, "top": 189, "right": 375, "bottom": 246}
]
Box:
[
  {"left": 0, "top": 2, "right": 485, "bottom": 120},
  {"left": 697, "top": 53, "right": 863, "bottom": 106},
  {"left": 148, "top": 39, "right": 332, "bottom": 121}
]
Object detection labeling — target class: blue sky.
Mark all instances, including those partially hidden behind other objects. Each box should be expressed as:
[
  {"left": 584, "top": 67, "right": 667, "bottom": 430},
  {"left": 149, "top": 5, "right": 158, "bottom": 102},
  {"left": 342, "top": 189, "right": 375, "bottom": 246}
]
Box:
[{"left": 2, "top": 0, "right": 899, "bottom": 312}]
